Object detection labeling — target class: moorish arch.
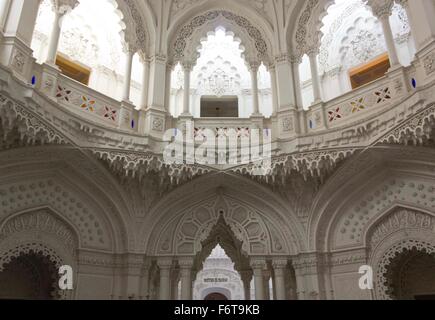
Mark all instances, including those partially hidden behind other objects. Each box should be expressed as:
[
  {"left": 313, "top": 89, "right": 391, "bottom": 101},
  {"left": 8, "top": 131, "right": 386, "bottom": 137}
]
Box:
[
  {"left": 112, "top": 0, "right": 154, "bottom": 54},
  {"left": 167, "top": 4, "right": 275, "bottom": 65},
  {"left": 308, "top": 145, "right": 435, "bottom": 252},
  {"left": 288, "top": 0, "right": 336, "bottom": 57},
  {"left": 287, "top": 0, "right": 411, "bottom": 57},
  {"left": 0, "top": 207, "right": 79, "bottom": 299},
  {"left": 366, "top": 207, "right": 435, "bottom": 300},
  {"left": 144, "top": 174, "right": 306, "bottom": 257}
]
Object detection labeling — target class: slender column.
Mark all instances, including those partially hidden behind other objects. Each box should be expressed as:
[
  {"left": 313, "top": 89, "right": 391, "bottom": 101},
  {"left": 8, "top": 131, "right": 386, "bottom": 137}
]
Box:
[
  {"left": 158, "top": 259, "right": 173, "bottom": 300},
  {"left": 46, "top": 1, "right": 78, "bottom": 64},
  {"left": 140, "top": 260, "right": 151, "bottom": 300},
  {"left": 171, "top": 270, "right": 180, "bottom": 300},
  {"left": 179, "top": 259, "right": 194, "bottom": 300},
  {"left": 181, "top": 61, "right": 193, "bottom": 116},
  {"left": 307, "top": 49, "right": 322, "bottom": 103},
  {"left": 291, "top": 56, "right": 303, "bottom": 110},
  {"left": 369, "top": 0, "right": 400, "bottom": 67},
  {"left": 140, "top": 54, "right": 150, "bottom": 110},
  {"left": 273, "top": 260, "right": 288, "bottom": 300},
  {"left": 263, "top": 271, "right": 271, "bottom": 300},
  {"left": 251, "top": 259, "right": 266, "bottom": 300},
  {"left": 122, "top": 47, "right": 135, "bottom": 102},
  {"left": 268, "top": 65, "right": 278, "bottom": 115},
  {"left": 46, "top": 10, "right": 62, "bottom": 64},
  {"left": 239, "top": 270, "right": 253, "bottom": 301},
  {"left": 0, "top": 0, "right": 11, "bottom": 30},
  {"left": 165, "top": 63, "right": 172, "bottom": 112},
  {"left": 248, "top": 61, "right": 261, "bottom": 116}
]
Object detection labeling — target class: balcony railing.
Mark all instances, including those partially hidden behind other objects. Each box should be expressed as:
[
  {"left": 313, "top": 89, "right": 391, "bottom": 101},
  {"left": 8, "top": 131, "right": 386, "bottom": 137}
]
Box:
[
  {"left": 55, "top": 74, "right": 138, "bottom": 131},
  {"left": 30, "top": 62, "right": 413, "bottom": 139},
  {"left": 306, "top": 68, "right": 410, "bottom": 131}
]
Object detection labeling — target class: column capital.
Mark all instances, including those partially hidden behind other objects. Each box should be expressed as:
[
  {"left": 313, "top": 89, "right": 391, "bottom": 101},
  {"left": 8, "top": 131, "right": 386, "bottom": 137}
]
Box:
[
  {"left": 51, "top": 0, "right": 79, "bottom": 15},
  {"left": 274, "top": 54, "right": 291, "bottom": 65},
  {"left": 138, "top": 51, "right": 151, "bottom": 64},
  {"left": 367, "top": 0, "right": 394, "bottom": 19},
  {"left": 239, "top": 270, "right": 253, "bottom": 282},
  {"left": 250, "top": 258, "right": 267, "bottom": 270},
  {"left": 272, "top": 259, "right": 289, "bottom": 270},
  {"left": 178, "top": 258, "right": 194, "bottom": 269},
  {"left": 122, "top": 42, "right": 138, "bottom": 55},
  {"left": 150, "top": 54, "right": 167, "bottom": 64},
  {"left": 181, "top": 60, "right": 195, "bottom": 72},
  {"left": 157, "top": 258, "right": 173, "bottom": 270},
  {"left": 306, "top": 46, "right": 320, "bottom": 57},
  {"left": 247, "top": 60, "right": 261, "bottom": 73}
]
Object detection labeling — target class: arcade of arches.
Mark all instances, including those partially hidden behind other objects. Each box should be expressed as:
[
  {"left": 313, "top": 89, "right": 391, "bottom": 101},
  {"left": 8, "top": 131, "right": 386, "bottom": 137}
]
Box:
[{"left": 0, "top": 0, "right": 435, "bottom": 300}]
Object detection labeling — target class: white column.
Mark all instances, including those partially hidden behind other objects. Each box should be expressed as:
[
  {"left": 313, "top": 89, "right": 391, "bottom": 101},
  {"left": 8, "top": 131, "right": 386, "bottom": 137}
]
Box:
[
  {"left": 0, "top": 0, "right": 11, "bottom": 31},
  {"left": 140, "top": 55, "right": 150, "bottom": 110},
  {"left": 291, "top": 56, "right": 303, "bottom": 110},
  {"left": 46, "top": 10, "right": 63, "bottom": 64},
  {"left": 269, "top": 65, "right": 278, "bottom": 115},
  {"left": 171, "top": 271, "right": 180, "bottom": 300},
  {"left": 251, "top": 260, "right": 266, "bottom": 300},
  {"left": 273, "top": 260, "right": 288, "bottom": 300},
  {"left": 179, "top": 259, "right": 193, "bottom": 300},
  {"left": 158, "top": 259, "right": 172, "bottom": 300},
  {"left": 165, "top": 63, "right": 172, "bottom": 112},
  {"left": 240, "top": 270, "right": 253, "bottom": 301},
  {"left": 46, "top": 1, "right": 78, "bottom": 64},
  {"left": 249, "top": 61, "right": 261, "bottom": 116},
  {"left": 380, "top": 15, "right": 400, "bottom": 67},
  {"left": 308, "top": 49, "right": 322, "bottom": 103},
  {"left": 182, "top": 62, "right": 193, "bottom": 116},
  {"left": 122, "top": 48, "right": 135, "bottom": 102},
  {"left": 263, "top": 271, "right": 271, "bottom": 300},
  {"left": 369, "top": 1, "right": 400, "bottom": 67}
]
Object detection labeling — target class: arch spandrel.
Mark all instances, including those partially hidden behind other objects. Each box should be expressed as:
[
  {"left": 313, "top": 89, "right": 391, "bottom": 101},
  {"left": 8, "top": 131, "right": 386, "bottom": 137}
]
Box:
[
  {"left": 168, "top": 9, "right": 273, "bottom": 65},
  {"left": 151, "top": 192, "right": 294, "bottom": 257}
]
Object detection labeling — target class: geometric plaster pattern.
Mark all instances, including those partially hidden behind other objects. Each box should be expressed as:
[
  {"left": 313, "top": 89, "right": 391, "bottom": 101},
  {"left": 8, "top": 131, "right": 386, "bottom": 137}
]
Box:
[
  {"left": 0, "top": 178, "right": 111, "bottom": 250},
  {"left": 154, "top": 194, "right": 290, "bottom": 257},
  {"left": 334, "top": 178, "right": 435, "bottom": 248}
]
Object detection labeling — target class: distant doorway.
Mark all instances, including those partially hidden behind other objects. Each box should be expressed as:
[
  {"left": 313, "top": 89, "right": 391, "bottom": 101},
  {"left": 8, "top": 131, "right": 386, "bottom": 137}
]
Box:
[
  {"left": 204, "top": 293, "right": 229, "bottom": 301},
  {"left": 200, "top": 96, "right": 239, "bottom": 118}
]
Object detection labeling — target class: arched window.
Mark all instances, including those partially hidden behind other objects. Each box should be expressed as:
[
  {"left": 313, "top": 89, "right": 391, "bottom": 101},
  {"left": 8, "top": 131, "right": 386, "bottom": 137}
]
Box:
[
  {"left": 169, "top": 26, "right": 272, "bottom": 119},
  {"left": 31, "top": 0, "right": 143, "bottom": 105},
  {"left": 299, "top": 0, "right": 415, "bottom": 108}
]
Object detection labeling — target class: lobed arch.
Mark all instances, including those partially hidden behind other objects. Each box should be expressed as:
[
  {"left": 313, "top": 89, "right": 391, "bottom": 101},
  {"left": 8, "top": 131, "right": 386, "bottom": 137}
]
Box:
[
  {"left": 308, "top": 145, "right": 435, "bottom": 253},
  {"left": 114, "top": 0, "right": 155, "bottom": 54},
  {"left": 143, "top": 173, "right": 306, "bottom": 257},
  {"left": 43, "top": 0, "right": 154, "bottom": 56},
  {"left": 365, "top": 207, "right": 435, "bottom": 299},
  {"left": 287, "top": 0, "right": 410, "bottom": 58},
  {"left": 0, "top": 146, "right": 136, "bottom": 253},
  {"left": 288, "top": 0, "right": 336, "bottom": 58},
  {"left": 167, "top": 4, "right": 274, "bottom": 66}
]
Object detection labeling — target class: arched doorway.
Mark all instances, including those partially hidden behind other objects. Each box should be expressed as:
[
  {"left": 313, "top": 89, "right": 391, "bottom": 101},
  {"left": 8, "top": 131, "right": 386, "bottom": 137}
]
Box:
[
  {"left": 0, "top": 252, "right": 59, "bottom": 300},
  {"left": 204, "top": 292, "right": 229, "bottom": 301},
  {"left": 383, "top": 248, "right": 435, "bottom": 300}
]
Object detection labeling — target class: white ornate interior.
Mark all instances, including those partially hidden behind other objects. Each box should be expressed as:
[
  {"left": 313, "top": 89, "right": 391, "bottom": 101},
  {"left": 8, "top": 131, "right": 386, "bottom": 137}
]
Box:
[{"left": 0, "top": 0, "right": 435, "bottom": 300}]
